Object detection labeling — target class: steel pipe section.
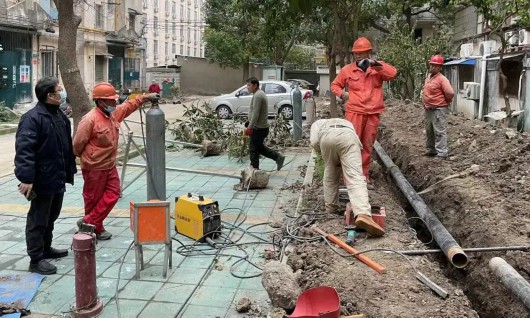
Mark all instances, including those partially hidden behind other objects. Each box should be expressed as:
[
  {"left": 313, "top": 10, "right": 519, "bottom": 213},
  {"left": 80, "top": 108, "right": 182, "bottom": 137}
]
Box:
[
  {"left": 489, "top": 257, "right": 530, "bottom": 310},
  {"left": 373, "top": 141, "right": 468, "bottom": 268}
]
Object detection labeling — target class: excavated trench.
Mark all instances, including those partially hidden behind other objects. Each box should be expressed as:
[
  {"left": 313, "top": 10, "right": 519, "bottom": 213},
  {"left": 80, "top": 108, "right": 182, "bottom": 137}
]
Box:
[{"left": 377, "top": 101, "right": 530, "bottom": 318}]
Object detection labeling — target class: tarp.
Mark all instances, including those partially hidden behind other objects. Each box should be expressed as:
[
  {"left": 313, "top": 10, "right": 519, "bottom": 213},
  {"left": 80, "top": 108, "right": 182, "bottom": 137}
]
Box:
[
  {"left": 444, "top": 59, "right": 476, "bottom": 66},
  {"left": 0, "top": 273, "right": 44, "bottom": 318}
]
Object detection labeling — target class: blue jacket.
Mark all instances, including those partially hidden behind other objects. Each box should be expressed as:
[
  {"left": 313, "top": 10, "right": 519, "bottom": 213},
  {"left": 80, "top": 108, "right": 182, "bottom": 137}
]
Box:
[{"left": 14, "top": 102, "right": 77, "bottom": 194}]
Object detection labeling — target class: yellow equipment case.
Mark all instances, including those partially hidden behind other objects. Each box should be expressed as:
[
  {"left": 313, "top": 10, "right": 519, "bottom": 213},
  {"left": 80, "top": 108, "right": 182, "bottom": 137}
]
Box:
[{"left": 174, "top": 193, "right": 221, "bottom": 241}]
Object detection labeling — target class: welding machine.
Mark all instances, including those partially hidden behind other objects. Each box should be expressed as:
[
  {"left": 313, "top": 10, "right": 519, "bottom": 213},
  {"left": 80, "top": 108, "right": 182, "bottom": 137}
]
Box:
[{"left": 174, "top": 193, "right": 221, "bottom": 242}]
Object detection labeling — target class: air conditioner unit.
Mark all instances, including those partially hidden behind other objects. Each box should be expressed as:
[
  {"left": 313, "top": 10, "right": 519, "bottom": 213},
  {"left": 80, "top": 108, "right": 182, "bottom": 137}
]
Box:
[
  {"left": 463, "top": 82, "right": 481, "bottom": 100},
  {"left": 479, "top": 40, "right": 496, "bottom": 56},
  {"left": 460, "top": 43, "right": 473, "bottom": 58},
  {"left": 519, "top": 30, "right": 530, "bottom": 45},
  {"left": 505, "top": 31, "right": 519, "bottom": 46},
  {"left": 510, "top": 16, "right": 521, "bottom": 26}
]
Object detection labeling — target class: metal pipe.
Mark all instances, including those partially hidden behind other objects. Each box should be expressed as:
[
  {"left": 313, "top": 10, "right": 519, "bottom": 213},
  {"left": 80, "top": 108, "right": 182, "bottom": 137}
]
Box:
[
  {"left": 131, "top": 135, "right": 202, "bottom": 148},
  {"left": 120, "top": 131, "right": 134, "bottom": 193},
  {"left": 146, "top": 98, "right": 166, "bottom": 200},
  {"left": 478, "top": 54, "right": 488, "bottom": 120},
  {"left": 125, "top": 162, "right": 242, "bottom": 180},
  {"left": 489, "top": 257, "right": 530, "bottom": 310},
  {"left": 374, "top": 141, "right": 468, "bottom": 268},
  {"left": 394, "top": 245, "right": 530, "bottom": 256},
  {"left": 293, "top": 85, "right": 302, "bottom": 141}
]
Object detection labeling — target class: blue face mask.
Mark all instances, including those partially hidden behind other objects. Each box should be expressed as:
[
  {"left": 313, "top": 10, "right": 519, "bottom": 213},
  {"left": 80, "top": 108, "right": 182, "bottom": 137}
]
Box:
[
  {"left": 105, "top": 106, "right": 116, "bottom": 113},
  {"left": 60, "top": 90, "right": 67, "bottom": 101}
]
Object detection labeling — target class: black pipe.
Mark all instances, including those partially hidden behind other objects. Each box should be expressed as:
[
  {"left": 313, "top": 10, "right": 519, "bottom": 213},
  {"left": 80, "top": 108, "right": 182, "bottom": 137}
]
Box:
[
  {"left": 394, "top": 245, "right": 530, "bottom": 256},
  {"left": 373, "top": 142, "right": 468, "bottom": 268},
  {"left": 489, "top": 257, "right": 530, "bottom": 310}
]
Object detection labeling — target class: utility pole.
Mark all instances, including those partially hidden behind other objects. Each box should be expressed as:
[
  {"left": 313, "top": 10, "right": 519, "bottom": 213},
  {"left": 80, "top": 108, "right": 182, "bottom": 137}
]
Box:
[
  {"left": 146, "top": 96, "right": 166, "bottom": 200},
  {"left": 293, "top": 85, "right": 303, "bottom": 141}
]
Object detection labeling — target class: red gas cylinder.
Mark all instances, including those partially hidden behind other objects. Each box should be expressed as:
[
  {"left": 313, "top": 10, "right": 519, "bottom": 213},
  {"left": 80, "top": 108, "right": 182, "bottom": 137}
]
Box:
[{"left": 71, "top": 232, "right": 103, "bottom": 317}]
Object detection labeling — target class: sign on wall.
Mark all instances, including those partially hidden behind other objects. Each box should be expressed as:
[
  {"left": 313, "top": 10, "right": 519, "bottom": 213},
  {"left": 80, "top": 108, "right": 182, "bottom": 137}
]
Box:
[{"left": 19, "top": 65, "right": 30, "bottom": 83}]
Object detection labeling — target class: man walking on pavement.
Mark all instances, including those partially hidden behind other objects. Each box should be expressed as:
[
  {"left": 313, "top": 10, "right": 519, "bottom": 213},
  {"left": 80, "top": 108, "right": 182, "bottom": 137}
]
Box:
[
  {"left": 331, "top": 37, "right": 397, "bottom": 189},
  {"left": 422, "top": 55, "right": 454, "bottom": 158},
  {"left": 15, "top": 77, "right": 77, "bottom": 275},
  {"left": 310, "top": 118, "right": 385, "bottom": 237},
  {"left": 245, "top": 77, "right": 285, "bottom": 171},
  {"left": 73, "top": 82, "right": 157, "bottom": 240}
]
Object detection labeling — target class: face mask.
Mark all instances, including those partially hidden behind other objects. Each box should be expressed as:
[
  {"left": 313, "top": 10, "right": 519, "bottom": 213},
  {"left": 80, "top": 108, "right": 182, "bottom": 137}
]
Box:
[
  {"left": 60, "top": 90, "right": 67, "bottom": 102},
  {"left": 105, "top": 106, "right": 116, "bottom": 113}
]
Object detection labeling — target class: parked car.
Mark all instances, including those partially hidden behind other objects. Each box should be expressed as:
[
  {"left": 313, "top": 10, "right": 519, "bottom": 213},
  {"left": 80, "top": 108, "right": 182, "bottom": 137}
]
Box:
[
  {"left": 286, "top": 79, "right": 317, "bottom": 95},
  {"left": 209, "top": 80, "right": 313, "bottom": 120}
]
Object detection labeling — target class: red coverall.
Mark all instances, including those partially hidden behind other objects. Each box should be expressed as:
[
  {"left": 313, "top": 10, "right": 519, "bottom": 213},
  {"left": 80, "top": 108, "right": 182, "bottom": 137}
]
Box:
[
  {"left": 73, "top": 96, "right": 143, "bottom": 233},
  {"left": 331, "top": 62, "right": 397, "bottom": 181}
]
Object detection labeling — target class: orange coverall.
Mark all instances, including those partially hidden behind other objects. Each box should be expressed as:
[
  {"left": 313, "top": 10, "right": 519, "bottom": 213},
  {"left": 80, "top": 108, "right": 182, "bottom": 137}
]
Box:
[{"left": 331, "top": 62, "right": 397, "bottom": 180}]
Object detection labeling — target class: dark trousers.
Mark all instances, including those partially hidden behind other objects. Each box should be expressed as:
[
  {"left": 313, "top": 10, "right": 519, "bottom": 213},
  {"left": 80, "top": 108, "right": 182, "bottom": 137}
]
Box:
[
  {"left": 26, "top": 192, "right": 64, "bottom": 263},
  {"left": 249, "top": 127, "right": 280, "bottom": 169}
]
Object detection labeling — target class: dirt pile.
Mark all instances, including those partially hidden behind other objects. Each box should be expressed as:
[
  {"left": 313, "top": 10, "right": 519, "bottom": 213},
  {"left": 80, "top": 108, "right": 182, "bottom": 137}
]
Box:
[{"left": 378, "top": 100, "right": 530, "bottom": 317}]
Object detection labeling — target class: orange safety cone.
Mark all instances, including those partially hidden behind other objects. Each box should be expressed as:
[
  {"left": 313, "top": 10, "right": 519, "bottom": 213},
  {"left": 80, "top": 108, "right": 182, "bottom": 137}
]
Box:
[{"left": 287, "top": 286, "right": 340, "bottom": 318}]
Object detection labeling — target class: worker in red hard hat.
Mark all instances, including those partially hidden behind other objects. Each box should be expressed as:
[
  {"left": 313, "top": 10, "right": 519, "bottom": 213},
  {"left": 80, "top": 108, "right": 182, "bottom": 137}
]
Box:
[
  {"left": 331, "top": 37, "right": 397, "bottom": 189},
  {"left": 73, "top": 82, "right": 158, "bottom": 240},
  {"left": 422, "top": 55, "right": 454, "bottom": 159}
]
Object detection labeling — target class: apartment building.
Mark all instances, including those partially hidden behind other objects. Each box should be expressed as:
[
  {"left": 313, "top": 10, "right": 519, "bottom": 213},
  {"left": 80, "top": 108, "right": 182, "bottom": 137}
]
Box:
[{"left": 141, "top": 0, "right": 205, "bottom": 68}]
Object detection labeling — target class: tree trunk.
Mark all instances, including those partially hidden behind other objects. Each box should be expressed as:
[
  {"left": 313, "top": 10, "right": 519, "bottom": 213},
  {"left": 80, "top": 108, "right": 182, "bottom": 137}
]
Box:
[
  {"left": 242, "top": 57, "right": 250, "bottom": 83},
  {"left": 200, "top": 140, "right": 222, "bottom": 157},
  {"left": 54, "top": 0, "right": 90, "bottom": 133},
  {"left": 329, "top": 55, "right": 338, "bottom": 118},
  {"left": 234, "top": 167, "right": 269, "bottom": 190}
]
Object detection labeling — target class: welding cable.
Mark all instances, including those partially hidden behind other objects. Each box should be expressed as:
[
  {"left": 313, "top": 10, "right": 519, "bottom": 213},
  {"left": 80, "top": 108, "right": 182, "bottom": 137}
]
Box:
[{"left": 115, "top": 241, "right": 135, "bottom": 318}]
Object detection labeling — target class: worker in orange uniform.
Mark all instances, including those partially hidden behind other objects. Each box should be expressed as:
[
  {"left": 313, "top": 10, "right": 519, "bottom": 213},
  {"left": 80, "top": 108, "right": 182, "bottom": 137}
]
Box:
[
  {"left": 331, "top": 37, "right": 397, "bottom": 189},
  {"left": 73, "top": 82, "right": 157, "bottom": 240},
  {"left": 422, "top": 55, "right": 454, "bottom": 158}
]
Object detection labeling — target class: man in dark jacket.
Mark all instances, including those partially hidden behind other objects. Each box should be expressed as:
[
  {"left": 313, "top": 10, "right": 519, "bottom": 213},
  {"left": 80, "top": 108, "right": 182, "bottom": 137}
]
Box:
[{"left": 15, "top": 77, "right": 77, "bottom": 275}]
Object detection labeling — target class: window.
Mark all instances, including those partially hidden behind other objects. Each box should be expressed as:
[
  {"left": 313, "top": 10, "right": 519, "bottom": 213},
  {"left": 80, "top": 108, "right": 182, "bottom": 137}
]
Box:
[
  {"left": 154, "top": 16, "right": 158, "bottom": 34},
  {"left": 187, "top": 8, "right": 190, "bottom": 21},
  {"left": 95, "top": 5, "right": 103, "bottom": 28},
  {"left": 500, "top": 59, "right": 523, "bottom": 96},
  {"left": 165, "top": 0, "right": 169, "bottom": 11},
  {"left": 172, "top": 1, "right": 177, "bottom": 18},
  {"left": 172, "top": 44, "right": 176, "bottom": 54},
  {"left": 180, "top": 28, "right": 184, "bottom": 38},
  {"left": 180, "top": 44, "right": 184, "bottom": 55},
  {"left": 153, "top": 40, "right": 159, "bottom": 55},
  {"left": 173, "top": 22, "right": 176, "bottom": 35},
  {"left": 165, "top": 20, "right": 169, "bottom": 34},
  {"left": 264, "top": 84, "right": 287, "bottom": 94},
  {"left": 238, "top": 88, "right": 250, "bottom": 96},
  {"left": 154, "top": 0, "right": 159, "bottom": 11},
  {"left": 187, "top": 29, "right": 190, "bottom": 42},
  {"left": 129, "top": 14, "right": 136, "bottom": 31},
  {"left": 194, "top": 47, "right": 198, "bottom": 57},
  {"left": 414, "top": 28, "right": 423, "bottom": 43},
  {"left": 180, "top": 5, "right": 184, "bottom": 20},
  {"left": 108, "top": 2, "right": 115, "bottom": 15},
  {"left": 143, "top": 0, "right": 148, "bottom": 9},
  {"left": 165, "top": 42, "right": 169, "bottom": 56},
  {"left": 41, "top": 51, "right": 55, "bottom": 77},
  {"left": 187, "top": 46, "right": 191, "bottom": 56},
  {"left": 458, "top": 66, "right": 474, "bottom": 90}
]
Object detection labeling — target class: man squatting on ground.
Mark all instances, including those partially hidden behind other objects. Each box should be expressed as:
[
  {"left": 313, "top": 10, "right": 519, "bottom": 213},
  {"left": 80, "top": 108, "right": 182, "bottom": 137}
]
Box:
[
  {"left": 15, "top": 77, "right": 77, "bottom": 275},
  {"left": 422, "top": 55, "right": 455, "bottom": 158},
  {"left": 310, "top": 118, "right": 385, "bottom": 237},
  {"left": 245, "top": 77, "right": 285, "bottom": 171},
  {"left": 331, "top": 37, "right": 397, "bottom": 188},
  {"left": 73, "top": 82, "right": 157, "bottom": 240}
]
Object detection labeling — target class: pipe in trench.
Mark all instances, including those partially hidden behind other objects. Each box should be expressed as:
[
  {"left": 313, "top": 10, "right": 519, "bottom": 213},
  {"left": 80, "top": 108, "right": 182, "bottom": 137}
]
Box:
[
  {"left": 373, "top": 141, "right": 468, "bottom": 268},
  {"left": 392, "top": 245, "right": 530, "bottom": 256},
  {"left": 489, "top": 257, "right": 530, "bottom": 310}
]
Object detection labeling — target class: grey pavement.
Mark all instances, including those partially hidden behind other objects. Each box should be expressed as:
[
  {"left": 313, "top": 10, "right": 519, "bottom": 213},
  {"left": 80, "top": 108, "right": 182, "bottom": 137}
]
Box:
[{"left": 0, "top": 146, "right": 310, "bottom": 318}]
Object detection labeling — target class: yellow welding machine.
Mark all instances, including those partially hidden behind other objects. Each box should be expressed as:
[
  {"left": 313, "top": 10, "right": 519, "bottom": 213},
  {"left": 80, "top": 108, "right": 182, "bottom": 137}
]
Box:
[{"left": 174, "top": 193, "right": 221, "bottom": 242}]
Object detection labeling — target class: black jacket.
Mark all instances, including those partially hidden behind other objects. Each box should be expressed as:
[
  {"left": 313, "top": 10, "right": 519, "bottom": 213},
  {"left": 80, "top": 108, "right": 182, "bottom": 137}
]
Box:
[{"left": 14, "top": 102, "right": 77, "bottom": 194}]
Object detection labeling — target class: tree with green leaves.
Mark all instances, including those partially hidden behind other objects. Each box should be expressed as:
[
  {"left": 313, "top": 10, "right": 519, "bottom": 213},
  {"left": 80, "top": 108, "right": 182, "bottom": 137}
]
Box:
[{"left": 452, "top": 0, "right": 530, "bottom": 118}]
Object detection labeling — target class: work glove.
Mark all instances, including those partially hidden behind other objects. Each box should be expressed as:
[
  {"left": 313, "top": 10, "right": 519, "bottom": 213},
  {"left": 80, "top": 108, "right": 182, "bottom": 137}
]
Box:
[
  {"left": 244, "top": 127, "right": 252, "bottom": 136},
  {"left": 341, "top": 91, "right": 349, "bottom": 101},
  {"left": 244, "top": 121, "right": 250, "bottom": 128}
]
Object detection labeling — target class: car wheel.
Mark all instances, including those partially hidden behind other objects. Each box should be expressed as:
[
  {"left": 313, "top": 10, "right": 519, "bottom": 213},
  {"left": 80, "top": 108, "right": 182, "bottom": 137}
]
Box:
[
  {"left": 216, "top": 105, "right": 232, "bottom": 119},
  {"left": 279, "top": 105, "right": 293, "bottom": 120}
]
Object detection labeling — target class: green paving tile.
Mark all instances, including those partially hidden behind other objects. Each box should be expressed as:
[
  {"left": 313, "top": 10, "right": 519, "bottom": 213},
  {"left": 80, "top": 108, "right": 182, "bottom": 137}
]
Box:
[
  {"left": 225, "top": 289, "right": 271, "bottom": 317},
  {"left": 179, "top": 255, "right": 216, "bottom": 269},
  {"left": 29, "top": 275, "right": 76, "bottom": 315},
  {"left": 118, "top": 280, "right": 164, "bottom": 300},
  {"left": 95, "top": 277, "right": 129, "bottom": 299},
  {"left": 99, "top": 299, "right": 147, "bottom": 318},
  {"left": 0, "top": 240, "right": 18, "bottom": 252},
  {"left": 39, "top": 273, "right": 67, "bottom": 290},
  {"left": 249, "top": 200, "right": 277, "bottom": 208},
  {"left": 2, "top": 241, "right": 27, "bottom": 255},
  {"left": 237, "top": 276, "right": 264, "bottom": 291},
  {"left": 96, "top": 247, "right": 130, "bottom": 263},
  {"left": 202, "top": 269, "right": 242, "bottom": 289},
  {"left": 95, "top": 261, "right": 115, "bottom": 276},
  {"left": 189, "top": 286, "right": 237, "bottom": 308},
  {"left": 48, "top": 256, "right": 75, "bottom": 274},
  {"left": 139, "top": 301, "right": 183, "bottom": 318},
  {"left": 101, "top": 262, "right": 138, "bottom": 280},
  {"left": 153, "top": 283, "right": 197, "bottom": 303},
  {"left": 182, "top": 304, "right": 228, "bottom": 318},
  {"left": 169, "top": 267, "right": 208, "bottom": 285}
]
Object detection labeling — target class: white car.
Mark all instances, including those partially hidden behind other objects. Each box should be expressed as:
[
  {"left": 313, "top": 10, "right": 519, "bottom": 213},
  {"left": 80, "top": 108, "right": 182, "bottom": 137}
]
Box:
[{"left": 209, "top": 80, "right": 313, "bottom": 120}]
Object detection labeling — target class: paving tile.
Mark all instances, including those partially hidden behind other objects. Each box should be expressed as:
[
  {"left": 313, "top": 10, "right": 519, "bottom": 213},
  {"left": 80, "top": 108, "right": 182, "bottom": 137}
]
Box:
[
  {"left": 29, "top": 275, "right": 76, "bottom": 315},
  {"left": 188, "top": 285, "right": 237, "bottom": 308},
  {"left": 2, "top": 241, "right": 27, "bottom": 255},
  {"left": 225, "top": 289, "right": 271, "bottom": 318},
  {"left": 139, "top": 301, "right": 183, "bottom": 318},
  {"left": 95, "top": 277, "right": 129, "bottom": 299},
  {"left": 98, "top": 299, "right": 147, "bottom": 318},
  {"left": 238, "top": 275, "right": 265, "bottom": 291},
  {"left": 168, "top": 267, "right": 208, "bottom": 285},
  {"left": 48, "top": 256, "right": 75, "bottom": 275},
  {"left": 0, "top": 240, "right": 18, "bottom": 252},
  {"left": 179, "top": 255, "right": 217, "bottom": 269},
  {"left": 101, "top": 262, "right": 138, "bottom": 280},
  {"left": 153, "top": 282, "right": 198, "bottom": 303},
  {"left": 118, "top": 279, "right": 164, "bottom": 300},
  {"left": 182, "top": 304, "right": 228, "bottom": 318},
  {"left": 202, "top": 269, "right": 242, "bottom": 289},
  {"left": 96, "top": 247, "right": 131, "bottom": 263}
]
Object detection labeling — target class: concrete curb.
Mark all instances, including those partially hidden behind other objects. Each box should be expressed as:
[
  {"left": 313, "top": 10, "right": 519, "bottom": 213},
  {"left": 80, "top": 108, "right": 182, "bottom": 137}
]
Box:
[{"left": 0, "top": 127, "right": 17, "bottom": 136}]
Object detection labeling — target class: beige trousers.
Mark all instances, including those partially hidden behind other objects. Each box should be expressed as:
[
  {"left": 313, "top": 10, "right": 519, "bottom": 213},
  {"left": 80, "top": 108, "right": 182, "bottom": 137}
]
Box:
[{"left": 320, "top": 127, "right": 371, "bottom": 217}]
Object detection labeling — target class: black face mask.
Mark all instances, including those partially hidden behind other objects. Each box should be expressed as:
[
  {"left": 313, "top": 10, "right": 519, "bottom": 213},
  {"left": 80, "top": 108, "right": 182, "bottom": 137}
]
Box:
[{"left": 356, "top": 58, "right": 370, "bottom": 72}]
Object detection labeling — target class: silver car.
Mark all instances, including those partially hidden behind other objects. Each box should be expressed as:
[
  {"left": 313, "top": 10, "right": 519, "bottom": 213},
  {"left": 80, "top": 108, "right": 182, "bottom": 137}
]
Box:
[{"left": 209, "top": 80, "right": 313, "bottom": 120}]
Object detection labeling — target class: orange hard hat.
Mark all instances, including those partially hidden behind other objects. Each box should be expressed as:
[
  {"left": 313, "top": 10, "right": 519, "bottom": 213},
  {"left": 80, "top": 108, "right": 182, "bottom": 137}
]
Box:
[
  {"left": 352, "top": 37, "right": 372, "bottom": 53},
  {"left": 429, "top": 55, "right": 444, "bottom": 65},
  {"left": 92, "top": 82, "right": 118, "bottom": 100}
]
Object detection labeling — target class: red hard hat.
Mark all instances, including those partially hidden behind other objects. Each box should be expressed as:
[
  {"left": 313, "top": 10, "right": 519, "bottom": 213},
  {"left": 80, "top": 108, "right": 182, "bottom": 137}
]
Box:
[
  {"left": 352, "top": 37, "right": 372, "bottom": 53},
  {"left": 429, "top": 55, "right": 444, "bottom": 65},
  {"left": 92, "top": 82, "right": 119, "bottom": 100}
]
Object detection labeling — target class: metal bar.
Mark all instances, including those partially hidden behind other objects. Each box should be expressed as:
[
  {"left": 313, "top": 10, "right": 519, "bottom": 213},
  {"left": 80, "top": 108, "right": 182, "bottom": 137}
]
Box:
[
  {"left": 131, "top": 137, "right": 147, "bottom": 161},
  {"left": 121, "top": 170, "right": 146, "bottom": 192},
  {"left": 120, "top": 131, "right": 134, "bottom": 193},
  {"left": 415, "top": 271, "right": 449, "bottom": 299},
  {"left": 395, "top": 246, "right": 530, "bottom": 256},
  {"left": 131, "top": 135, "right": 202, "bottom": 148},
  {"left": 124, "top": 119, "right": 144, "bottom": 125},
  {"left": 124, "top": 162, "right": 241, "bottom": 180},
  {"left": 489, "top": 257, "right": 530, "bottom": 310},
  {"left": 374, "top": 141, "right": 468, "bottom": 268}
]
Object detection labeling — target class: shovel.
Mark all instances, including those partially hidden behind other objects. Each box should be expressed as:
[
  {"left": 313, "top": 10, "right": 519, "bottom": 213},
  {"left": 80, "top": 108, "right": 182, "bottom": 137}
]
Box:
[{"left": 287, "top": 286, "right": 340, "bottom": 318}]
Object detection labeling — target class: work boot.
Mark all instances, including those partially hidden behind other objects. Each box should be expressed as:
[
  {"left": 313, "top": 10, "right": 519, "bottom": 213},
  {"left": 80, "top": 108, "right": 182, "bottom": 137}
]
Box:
[
  {"left": 29, "top": 259, "right": 57, "bottom": 275},
  {"left": 96, "top": 231, "right": 112, "bottom": 240},
  {"left": 355, "top": 215, "right": 385, "bottom": 237},
  {"left": 435, "top": 154, "right": 448, "bottom": 160},
  {"left": 424, "top": 150, "right": 437, "bottom": 157},
  {"left": 276, "top": 155, "right": 286, "bottom": 171},
  {"left": 366, "top": 182, "right": 376, "bottom": 191},
  {"left": 43, "top": 247, "right": 68, "bottom": 259}
]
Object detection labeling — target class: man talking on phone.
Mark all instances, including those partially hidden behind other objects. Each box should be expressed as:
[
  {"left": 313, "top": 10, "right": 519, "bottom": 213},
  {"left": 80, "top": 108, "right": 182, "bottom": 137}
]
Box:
[{"left": 14, "top": 77, "right": 77, "bottom": 275}]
